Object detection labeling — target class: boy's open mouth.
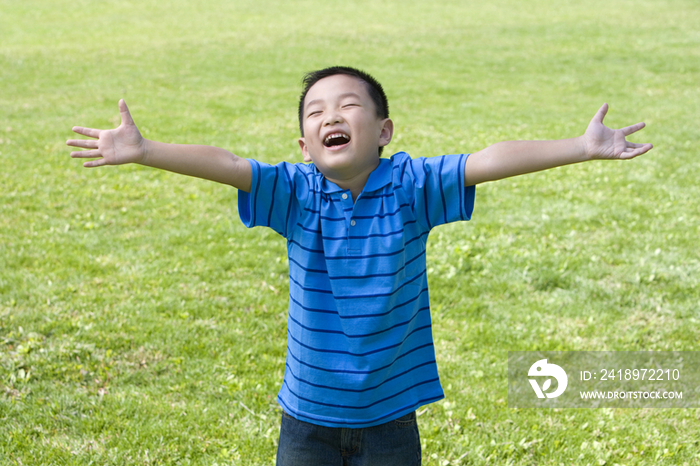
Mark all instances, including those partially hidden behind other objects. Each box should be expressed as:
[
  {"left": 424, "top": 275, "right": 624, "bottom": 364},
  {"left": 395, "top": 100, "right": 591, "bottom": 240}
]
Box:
[{"left": 323, "top": 132, "right": 351, "bottom": 148}]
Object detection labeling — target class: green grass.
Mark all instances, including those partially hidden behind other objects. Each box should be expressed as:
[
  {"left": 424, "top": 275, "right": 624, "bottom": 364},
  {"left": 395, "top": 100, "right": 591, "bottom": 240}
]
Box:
[{"left": 2, "top": 0, "right": 699, "bottom": 464}]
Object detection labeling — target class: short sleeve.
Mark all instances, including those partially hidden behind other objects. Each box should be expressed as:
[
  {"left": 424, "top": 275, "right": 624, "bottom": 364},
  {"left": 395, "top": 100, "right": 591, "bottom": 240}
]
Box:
[
  {"left": 408, "top": 153, "right": 475, "bottom": 231},
  {"left": 237, "top": 159, "right": 309, "bottom": 238}
]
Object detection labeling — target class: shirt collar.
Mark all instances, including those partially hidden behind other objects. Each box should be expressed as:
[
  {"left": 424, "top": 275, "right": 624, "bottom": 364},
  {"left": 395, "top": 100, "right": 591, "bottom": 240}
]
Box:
[
  {"left": 316, "top": 158, "right": 392, "bottom": 195},
  {"left": 363, "top": 157, "right": 392, "bottom": 193}
]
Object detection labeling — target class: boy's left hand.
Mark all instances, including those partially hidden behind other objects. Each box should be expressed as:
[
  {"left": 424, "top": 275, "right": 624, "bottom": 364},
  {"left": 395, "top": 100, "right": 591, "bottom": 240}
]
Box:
[{"left": 582, "top": 103, "right": 653, "bottom": 160}]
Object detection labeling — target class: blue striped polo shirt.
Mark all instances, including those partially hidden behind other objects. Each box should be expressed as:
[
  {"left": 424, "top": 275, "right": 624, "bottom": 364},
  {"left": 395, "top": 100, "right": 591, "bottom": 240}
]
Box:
[{"left": 238, "top": 151, "right": 475, "bottom": 428}]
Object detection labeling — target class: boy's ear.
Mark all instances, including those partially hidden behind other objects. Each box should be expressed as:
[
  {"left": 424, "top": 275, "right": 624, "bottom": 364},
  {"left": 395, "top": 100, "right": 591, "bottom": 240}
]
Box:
[
  {"left": 378, "top": 118, "right": 394, "bottom": 148},
  {"left": 298, "top": 137, "right": 312, "bottom": 163}
]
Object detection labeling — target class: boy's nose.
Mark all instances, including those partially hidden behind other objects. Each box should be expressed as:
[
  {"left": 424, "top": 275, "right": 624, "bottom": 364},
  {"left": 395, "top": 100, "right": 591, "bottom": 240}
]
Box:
[{"left": 323, "top": 112, "right": 344, "bottom": 126}]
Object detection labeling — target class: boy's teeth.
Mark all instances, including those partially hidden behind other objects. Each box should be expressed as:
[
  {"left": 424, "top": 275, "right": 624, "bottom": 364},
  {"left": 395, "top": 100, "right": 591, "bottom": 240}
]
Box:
[{"left": 324, "top": 133, "right": 349, "bottom": 144}]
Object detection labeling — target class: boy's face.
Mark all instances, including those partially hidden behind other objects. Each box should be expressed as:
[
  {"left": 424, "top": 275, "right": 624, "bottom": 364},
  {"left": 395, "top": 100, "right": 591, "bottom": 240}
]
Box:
[{"left": 298, "top": 74, "right": 393, "bottom": 181}]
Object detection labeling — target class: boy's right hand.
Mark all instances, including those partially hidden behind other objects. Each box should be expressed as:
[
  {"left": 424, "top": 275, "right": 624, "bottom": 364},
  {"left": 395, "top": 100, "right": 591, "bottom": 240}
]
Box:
[{"left": 67, "top": 99, "right": 146, "bottom": 167}]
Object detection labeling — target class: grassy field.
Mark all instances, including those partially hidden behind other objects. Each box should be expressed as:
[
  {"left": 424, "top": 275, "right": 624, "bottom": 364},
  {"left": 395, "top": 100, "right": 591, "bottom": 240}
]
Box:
[{"left": 1, "top": 0, "right": 699, "bottom": 464}]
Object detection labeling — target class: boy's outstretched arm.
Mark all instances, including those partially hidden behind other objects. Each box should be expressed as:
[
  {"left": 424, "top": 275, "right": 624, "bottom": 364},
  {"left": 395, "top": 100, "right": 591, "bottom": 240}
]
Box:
[
  {"left": 67, "top": 100, "right": 252, "bottom": 191},
  {"left": 463, "top": 103, "right": 653, "bottom": 186}
]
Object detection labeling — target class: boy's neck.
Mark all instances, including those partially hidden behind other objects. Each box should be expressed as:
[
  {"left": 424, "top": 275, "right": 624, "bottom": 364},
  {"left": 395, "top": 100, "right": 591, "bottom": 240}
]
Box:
[{"left": 325, "top": 158, "right": 380, "bottom": 202}]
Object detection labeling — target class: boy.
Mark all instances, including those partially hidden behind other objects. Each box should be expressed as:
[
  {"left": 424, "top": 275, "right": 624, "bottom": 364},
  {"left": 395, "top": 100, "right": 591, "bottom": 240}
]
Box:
[{"left": 67, "top": 66, "right": 652, "bottom": 465}]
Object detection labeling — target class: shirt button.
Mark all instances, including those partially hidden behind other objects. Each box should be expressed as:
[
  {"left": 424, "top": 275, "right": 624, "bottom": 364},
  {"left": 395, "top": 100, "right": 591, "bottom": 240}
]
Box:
[
  {"left": 350, "top": 220, "right": 356, "bottom": 227},
  {"left": 342, "top": 193, "right": 348, "bottom": 200}
]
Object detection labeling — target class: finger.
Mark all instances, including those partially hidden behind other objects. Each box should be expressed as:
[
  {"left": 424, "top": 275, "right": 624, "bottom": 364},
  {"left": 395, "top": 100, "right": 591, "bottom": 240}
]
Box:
[
  {"left": 71, "top": 149, "right": 101, "bottom": 158},
  {"left": 593, "top": 103, "right": 609, "bottom": 124},
  {"left": 620, "top": 143, "right": 653, "bottom": 159},
  {"left": 72, "top": 126, "right": 102, "bottom": 138},
  {"left": 621, "top": 122, "right": 645, "bottom": 136},
  {"left": 119, "top": 99, "right": 135, "bottom": 126},
  {"left": 83, "top": 158, "right": 107, "bottom": 168},
  {"left": 66, "top": 139, "right": 98, "bottom": 149}
]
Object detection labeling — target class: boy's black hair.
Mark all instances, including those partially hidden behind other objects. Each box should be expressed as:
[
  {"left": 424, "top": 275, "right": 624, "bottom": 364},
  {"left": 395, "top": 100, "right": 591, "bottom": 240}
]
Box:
[{"left": 298, "top": 66, "right": 390, "bottom": 156}]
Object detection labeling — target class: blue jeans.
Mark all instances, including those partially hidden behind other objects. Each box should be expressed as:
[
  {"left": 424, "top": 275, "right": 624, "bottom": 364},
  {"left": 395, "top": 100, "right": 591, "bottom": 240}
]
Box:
[{"left": 276, "top": 411, "right": 421, "bottom": 466}]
